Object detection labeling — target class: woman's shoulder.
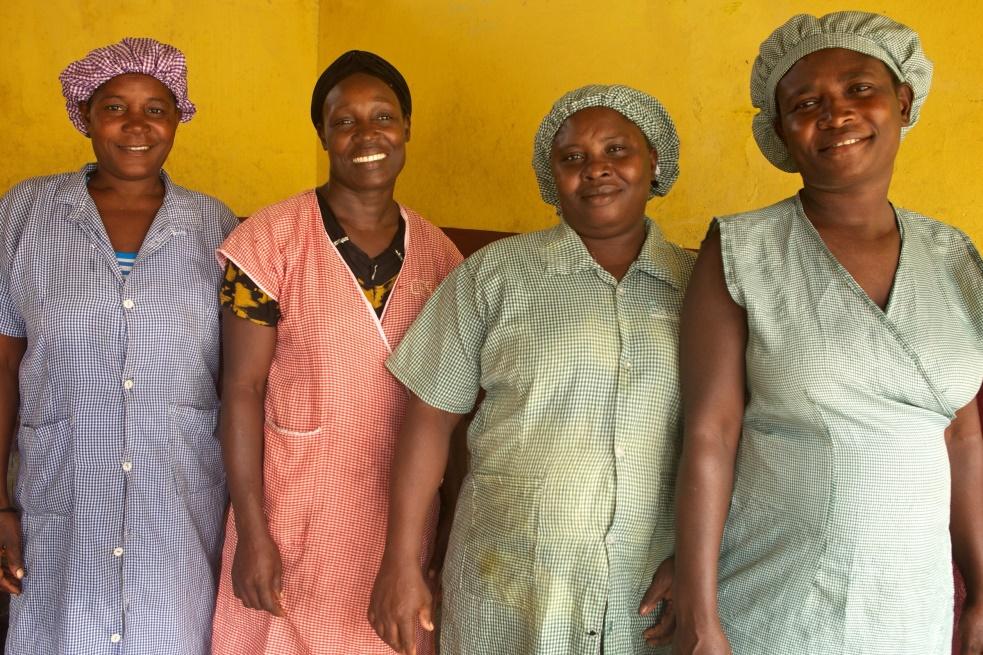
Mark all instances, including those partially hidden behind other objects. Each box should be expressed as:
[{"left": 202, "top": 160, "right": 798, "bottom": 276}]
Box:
[
  {"left": 716, "top": 196, "right": 799, "bottom": 229},
  {"left": 228, "top": 190, "right": 318, "bottom": 240},
  {"left": 896, "top": 206, "right": 981, "bottom": 263},
  {"left": 399, "top": 204, "right": 462, "bottom": 260}
]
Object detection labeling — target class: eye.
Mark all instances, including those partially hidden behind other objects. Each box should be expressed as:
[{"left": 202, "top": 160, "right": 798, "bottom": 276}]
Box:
[
  {"left": 146, "top": 107, "right": 164, "bottom": 115},
  {"left": 104, "top": 104, "right": 125, "bottom": 112},
  {"left": 607, "top": 144, "right": 626, "bottom": 154},
  {"left": 793, "top": 99, "right": 818, "bottom": 112},
  {"left": 375, "top": 113, "right": 393, "bottom": 121},
  {"left": 332, "top": 117, "right": 355, "bottom": 128},
  {"left": 851, "top": 83, "right": 873, "bottom": 93},
  {"left": 560, "top": 152, "right": 584, "bottom": 163}
]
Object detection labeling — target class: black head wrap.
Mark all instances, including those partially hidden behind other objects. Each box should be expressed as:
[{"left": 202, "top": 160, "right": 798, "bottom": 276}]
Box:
[{"left": 310, "top": 50, "right": 412, "bottom": 126}]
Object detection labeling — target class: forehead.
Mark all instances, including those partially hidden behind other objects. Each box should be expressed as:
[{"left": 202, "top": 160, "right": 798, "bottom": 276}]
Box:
[
  {"left": 778, "top": 48, "right": 895, "bottom": 93},
  {"left": 90, "top": 73, "right": 174, "bottom": 102},
  {"left": 323, "top": 72, "right": 400, "bottom": 111},
  {"left": 552, "top": 106, "right": 646, "bottom": 147}
]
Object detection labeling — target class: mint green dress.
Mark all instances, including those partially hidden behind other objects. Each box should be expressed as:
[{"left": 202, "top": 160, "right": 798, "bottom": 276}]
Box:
[
  {"left": 388, "top": 219, "right": 693, "bottom": 654},
  {"left": 716, "top": 195, "right": 983, "bottom": 655}
]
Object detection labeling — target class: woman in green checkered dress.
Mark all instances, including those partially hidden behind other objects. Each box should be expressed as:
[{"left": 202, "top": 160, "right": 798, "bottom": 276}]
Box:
[
  {"left": 673, "top": 11, "right": 983, "bottom": 655},
  {"left": 368, "top": 84, "right": 693, "bottom": 654}
]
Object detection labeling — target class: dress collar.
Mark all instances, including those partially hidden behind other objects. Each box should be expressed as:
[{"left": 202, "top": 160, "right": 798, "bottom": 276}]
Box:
[{"left": 543, "top": 217, "right": 688, "bottom": 290}]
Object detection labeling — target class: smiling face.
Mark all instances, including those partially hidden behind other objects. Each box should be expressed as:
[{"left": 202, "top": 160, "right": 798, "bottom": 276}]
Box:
[
  {"left": 317, "top": 72, "right": 410, "bottom": 194},
  {"left": 775, "top": 48, "right": 913, "bottom": 191},
  {"left": 550, "top": 106, "right": 657, "bottom": 239},
  {"left": 80, "top": 73, "right": 180, "bottom": 184}
]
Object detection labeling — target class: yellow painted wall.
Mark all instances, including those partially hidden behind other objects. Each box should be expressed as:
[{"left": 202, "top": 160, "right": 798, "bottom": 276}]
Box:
[
  {"left": 1, "top": 0, "right": 319, "bottom": 217},
  {"left": 318, "top": 0, "right": 983, "bottom": 247},
  {"left": 2, "top": 1, "right": 981, "bottom": 247}
]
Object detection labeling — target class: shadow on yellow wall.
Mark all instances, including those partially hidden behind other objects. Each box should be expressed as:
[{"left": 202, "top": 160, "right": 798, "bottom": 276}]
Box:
[{"left": 4, "top": 0, "right": 982, "bottom": 248}]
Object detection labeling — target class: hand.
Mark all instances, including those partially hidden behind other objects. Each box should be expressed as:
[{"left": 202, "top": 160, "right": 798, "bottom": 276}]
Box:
[
  {"left": 0, "top": 512, "right": 23, "bottom": 594},
  {"left": 231, "top": 527, "right": 284, "bottom": 616},
  {"left": 960, "top": 597, "right": 983, "bottom": 654},
  {"left": 640, "top": 556, "right": 675, "bottom": 646},
  {"left": 672, "top": 617, "right": 732, "bottom": 655},
  {"left": 368, "top": 557, "right": 433, "bottom": 655}
]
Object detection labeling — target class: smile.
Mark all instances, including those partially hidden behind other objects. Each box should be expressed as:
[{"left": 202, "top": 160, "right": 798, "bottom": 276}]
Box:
[
  {"left": 119, "top": 145, "right": 151, "bottom": 152},
  {"left": 826, "top": 137, "right": 867, "bottom": 149},
  {"left": 353, "top": 153, "right": 386, "bottom": 164}
]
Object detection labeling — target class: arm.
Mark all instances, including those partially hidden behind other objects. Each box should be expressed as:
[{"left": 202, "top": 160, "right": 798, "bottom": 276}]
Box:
[
  {"left": 219, "top": 308, "right": 282, "bottom": 615},
  {"left": 672, "top": 230, "right": 747, "bottom": 655},
  {"left": 0, "top": 334, "right": 25, "bottom": 594},
  {"left": 369, "top": 393, "right": 463, "bottom": 655},
  {"left": 948, "top": 396, "right": 983, "bottom": 654},
  {"left": 428, "top": 407, "right": 473, "bottom": 584}
]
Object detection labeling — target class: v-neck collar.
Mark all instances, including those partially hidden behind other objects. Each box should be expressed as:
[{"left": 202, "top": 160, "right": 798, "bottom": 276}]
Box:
[
  {"left": 309, "top": 191, "right": 409, "bottom": 353},
  {"left": 792, "top": 192, "right": 907, "bottom": 319}
]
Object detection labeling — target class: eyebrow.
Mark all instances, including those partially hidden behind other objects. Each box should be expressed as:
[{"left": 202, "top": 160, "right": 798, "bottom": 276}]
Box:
[
  {"left": 97, "top": 94, "right": 172, "bottom": 103},
  {"left": 781, "top": 66, "right": 884, "bottom": 99}
]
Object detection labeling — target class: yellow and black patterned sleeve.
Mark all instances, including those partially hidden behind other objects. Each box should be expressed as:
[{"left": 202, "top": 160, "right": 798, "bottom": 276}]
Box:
[{"left": 219, "top": 261, "right": 281, "bottom": 327}]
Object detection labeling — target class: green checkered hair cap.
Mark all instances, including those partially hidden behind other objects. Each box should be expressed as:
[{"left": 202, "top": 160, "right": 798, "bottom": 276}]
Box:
[
  {"left": 532, "top": 84, "right": 681, "bottom": 207},
  {"left": 751, "top": 11, "right": 933, "bottom": 172}
]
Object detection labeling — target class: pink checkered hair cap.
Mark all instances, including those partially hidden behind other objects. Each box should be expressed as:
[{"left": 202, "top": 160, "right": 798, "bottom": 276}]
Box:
[{"left": 59, "top": 37, "right": 196, "bottom": 135}]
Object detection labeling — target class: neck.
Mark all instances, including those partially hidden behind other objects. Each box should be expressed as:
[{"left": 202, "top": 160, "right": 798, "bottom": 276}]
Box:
[
  {"left": 320, "top": 181, "right": 398, "bottom": 230},
  {"left": 87, "top": 169, "right": 165, "bottom": 202},
  {"left": 577, "top": 219, "right": 647, "bottom": 282},
  {"left": 798, "top": 176, "right": 895, "bottom": 234}
]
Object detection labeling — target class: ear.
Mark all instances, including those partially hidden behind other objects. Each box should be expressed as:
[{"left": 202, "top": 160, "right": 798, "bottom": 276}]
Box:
[
  {"left": 403, "top": 114, "right": 411, "bottom": 143},
  {"left": 314, "top": 122, "right": 329, "bottom": 151},
  {"left": 79, "top": 101, "right": 93, "bottom": 135},
  {"left": 897, "top": 83, "right": 914, "bottom": 126},
  {"left": 773, "top": 116, "right": 787, "bottom": 144}
]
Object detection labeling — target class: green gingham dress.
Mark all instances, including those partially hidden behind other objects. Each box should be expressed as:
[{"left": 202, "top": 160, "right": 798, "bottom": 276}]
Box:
[
  {"left": 387, "top": 219, "right": 694, "bottom": 654},
  {"left": 715, "top": 194, "right": 983, "bottom": 655}
]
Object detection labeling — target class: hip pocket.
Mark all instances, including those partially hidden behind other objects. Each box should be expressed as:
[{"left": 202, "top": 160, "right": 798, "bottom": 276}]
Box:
[
  {"left": 462, "top": 473, "right": 541, "bottom": 608},
  {"left": 16, "top": 417, "right": 74, "bottom": 516},
  {"left": 262, "top": 422, "right": 323, "bottom": 559}
]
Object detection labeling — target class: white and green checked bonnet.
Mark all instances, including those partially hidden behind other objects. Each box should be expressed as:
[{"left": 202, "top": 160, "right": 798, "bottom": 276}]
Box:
[
  {"left": 532, "top": 84, "right": 681, "bottom": 207},
  {"left": 751, "top": 11, "right": 933, "bottom": 172}
]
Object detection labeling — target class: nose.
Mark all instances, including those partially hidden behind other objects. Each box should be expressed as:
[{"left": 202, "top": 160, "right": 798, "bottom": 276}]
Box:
[
  {"left": 818, "top": 95, "right": 855, "bottom": 129},
  {"left": 122, "top": 109, "right": 150, "bottom": 133},
  {"left": 582, "top": 155, "right": 612, "bottom": 180},
  {"left": 352, "top": 121, "right": 379, "bottom": 143}
]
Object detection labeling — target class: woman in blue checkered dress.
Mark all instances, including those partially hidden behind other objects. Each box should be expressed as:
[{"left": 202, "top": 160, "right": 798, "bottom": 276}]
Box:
[{"left": 0, "top": 40, "right": 236, "bottom": 654}]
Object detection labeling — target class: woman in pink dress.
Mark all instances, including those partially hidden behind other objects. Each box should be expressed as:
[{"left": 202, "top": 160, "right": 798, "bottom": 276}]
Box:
[{"left": 210, "top": 50, "right": 462, "bottom": 654}]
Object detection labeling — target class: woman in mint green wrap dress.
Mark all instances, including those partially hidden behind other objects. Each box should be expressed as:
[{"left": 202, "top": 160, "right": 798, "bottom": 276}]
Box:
[{"left": 672, "top": 11, "right": 983, "bottom": 655}]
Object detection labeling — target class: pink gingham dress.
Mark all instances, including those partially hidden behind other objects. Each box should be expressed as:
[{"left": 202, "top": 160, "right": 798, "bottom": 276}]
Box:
[{"left": 211, "top": 191, "right": 461, "bottom": 654}]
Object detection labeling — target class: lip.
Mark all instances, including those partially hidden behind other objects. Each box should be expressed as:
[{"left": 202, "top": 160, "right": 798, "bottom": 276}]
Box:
[
  {"left": 819, "top": 135, "right": 871, "bottom": 152},
  {"left": 116, "top": 144, "right": 153, "bottom": 153},
  {"left": 352, "top": 151, "right": 387, "bottom": 164},
  {"left": 579, "top": 185, "right": 623, "bottom": 204}
]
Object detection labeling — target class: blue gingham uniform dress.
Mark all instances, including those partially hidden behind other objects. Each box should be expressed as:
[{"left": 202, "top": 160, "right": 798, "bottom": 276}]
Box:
[
  {"left": 715, "top": 195, "right": 983, "bottom": 655},
  {"left": 0, "top": 165, "right": 237, "bottom": 655},
  {"left": 388, "top": 219, "right": 694, "bottom": 654}
]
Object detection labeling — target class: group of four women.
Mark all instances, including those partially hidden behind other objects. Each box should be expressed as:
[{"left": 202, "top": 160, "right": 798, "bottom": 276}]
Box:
[{"left": 0, "top": 9, "right": 980, "bottom": 655}]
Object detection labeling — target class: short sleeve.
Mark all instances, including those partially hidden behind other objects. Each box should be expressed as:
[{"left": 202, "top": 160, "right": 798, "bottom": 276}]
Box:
[
  {"left": 713, "top": 217, "right": 748, "bottom": 308},
  {"left": 216, "top": 210, "right": 285, "bottom": 302},
  {"left": 0, "top": 188, "right": 27, "bottom": 338},
  {"left": 387, "top": 258, "right": 486, "bottom": 414},
  {"left": 219, "top": 261, "right": 281, "bottom": 327}
]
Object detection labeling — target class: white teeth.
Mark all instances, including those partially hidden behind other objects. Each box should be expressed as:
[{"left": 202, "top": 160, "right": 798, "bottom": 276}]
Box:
[
  {"left": 832, "top": 138, "right": 862, "bottom": 148},
  {"left": 123, "top": 146, "right": 150, "bottom": 151},
  {"left": 353, "top": 153, "right": 386, "bottom": 164}
]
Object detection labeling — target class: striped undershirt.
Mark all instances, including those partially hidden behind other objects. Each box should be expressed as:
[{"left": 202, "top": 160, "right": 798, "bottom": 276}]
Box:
[{"left": 115, "top": 251, "right": 137, "bottom": 276}]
